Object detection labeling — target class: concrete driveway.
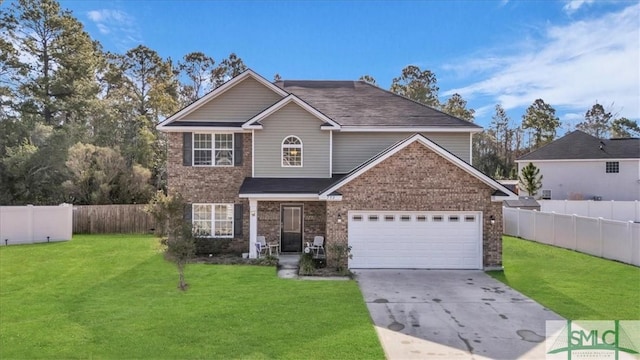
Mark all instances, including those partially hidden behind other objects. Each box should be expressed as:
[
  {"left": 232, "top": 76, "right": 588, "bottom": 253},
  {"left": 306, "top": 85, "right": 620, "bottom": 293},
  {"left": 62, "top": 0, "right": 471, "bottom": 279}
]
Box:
[{"left": 355, "top": 270, "right": 563, "bottom": 360}]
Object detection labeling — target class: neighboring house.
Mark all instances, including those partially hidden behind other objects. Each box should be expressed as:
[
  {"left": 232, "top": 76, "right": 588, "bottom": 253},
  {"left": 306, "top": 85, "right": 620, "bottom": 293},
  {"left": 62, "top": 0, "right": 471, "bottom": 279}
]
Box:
[
  {"left": 157, "top": 70, "right": 517, "bottom": 270},
  {"left": 516, "top": 130, "right": 640, "bottom": 201}
]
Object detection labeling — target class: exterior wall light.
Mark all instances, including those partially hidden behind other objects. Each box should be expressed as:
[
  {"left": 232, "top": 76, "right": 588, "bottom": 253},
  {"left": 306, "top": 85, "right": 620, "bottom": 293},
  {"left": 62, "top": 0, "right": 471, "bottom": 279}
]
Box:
[
  {"left": 337, "top": 214, "right": 343, "bottom": 223},
  {"left": 490, "top": 215, "right": 496, "bottom": 225}
]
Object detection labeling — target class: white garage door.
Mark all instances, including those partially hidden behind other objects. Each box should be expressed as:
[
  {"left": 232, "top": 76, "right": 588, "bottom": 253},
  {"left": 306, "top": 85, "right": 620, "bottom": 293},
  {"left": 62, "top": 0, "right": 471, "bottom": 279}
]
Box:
[{"left": 348, "top": 211, "right": 482, "bottom": 269}]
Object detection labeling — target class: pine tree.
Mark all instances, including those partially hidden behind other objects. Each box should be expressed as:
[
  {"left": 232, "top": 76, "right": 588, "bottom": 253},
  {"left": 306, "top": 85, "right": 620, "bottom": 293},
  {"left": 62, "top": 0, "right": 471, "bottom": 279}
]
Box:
[
  {"left": 576, "top": 103, "right": 612, "bottom": 139},
  {"left": 390, "top": 65, "right": 440, "bottom": 107},
  {"left": 522, "top": 99, "right": 561, "bottom": 149},
  {"left": 519, "top": 162, "right": 543, "bottom": 197}
]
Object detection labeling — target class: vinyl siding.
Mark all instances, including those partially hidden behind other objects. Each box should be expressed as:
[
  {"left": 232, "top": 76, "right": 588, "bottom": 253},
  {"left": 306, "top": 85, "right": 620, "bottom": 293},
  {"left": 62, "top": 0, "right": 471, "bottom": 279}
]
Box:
[
  {"left": 333, "top": 132, "right": 471, "bottom": 173},
  {"left": 180, "top": 77, "right": 283, "bottom": 122},
  {"left": 254, "top": 103, "right": 330, "bottom": 178}
]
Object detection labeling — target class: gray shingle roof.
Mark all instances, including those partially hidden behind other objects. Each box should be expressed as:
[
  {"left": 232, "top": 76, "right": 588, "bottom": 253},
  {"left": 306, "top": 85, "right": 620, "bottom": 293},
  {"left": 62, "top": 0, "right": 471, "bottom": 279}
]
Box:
[
  {"left": 239, "top": 176, "right": 345, "bottom": 195},
  {"left": 518, "top": 130, "right": 640, "bottom": 161},
  {"left": 274, "top": 80, "right": 481, "bottom": 128}
]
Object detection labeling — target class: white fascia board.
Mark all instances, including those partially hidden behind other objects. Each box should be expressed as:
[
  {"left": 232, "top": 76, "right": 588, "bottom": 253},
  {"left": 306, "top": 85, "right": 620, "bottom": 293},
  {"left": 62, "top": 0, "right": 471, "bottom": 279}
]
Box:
[
  {"left": 157, "top": 69, "right": 288, "bottom": 129},
  {"left": 492, "top": 195, "right": 518, "bottom": 202},
  {"left": 318, "top": 194, "right": 343, "bottom": 201},
  {"left": 338, "top": 126, "right": 482, "bottom": 133},
  {"left": 515, "top": 158, "right": 639, "bottom": 163},
  {"left": 243, "top": 95, "right": 341, "bottom": 129},
  {"left": 320, "top": 134, "right": 517, "bottom": 198},
  {"left": 156, "top": 126, "right": 249, "bottom": 132},
  {"left": 238, "top": 193, "right": 321, "bottom": 201}
]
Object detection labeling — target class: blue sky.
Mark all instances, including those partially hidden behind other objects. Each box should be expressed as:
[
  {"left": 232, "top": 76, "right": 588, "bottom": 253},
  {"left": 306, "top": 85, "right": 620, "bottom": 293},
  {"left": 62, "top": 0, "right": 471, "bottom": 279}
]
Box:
[{"left": 57, "top": 0, "right": 639, "bottom": 131}]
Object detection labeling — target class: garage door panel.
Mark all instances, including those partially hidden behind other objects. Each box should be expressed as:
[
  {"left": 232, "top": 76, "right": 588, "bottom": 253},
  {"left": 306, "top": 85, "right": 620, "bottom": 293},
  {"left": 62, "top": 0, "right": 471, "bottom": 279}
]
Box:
[{"left": 348, "top": 211, "right": 482, "bottom": 269}]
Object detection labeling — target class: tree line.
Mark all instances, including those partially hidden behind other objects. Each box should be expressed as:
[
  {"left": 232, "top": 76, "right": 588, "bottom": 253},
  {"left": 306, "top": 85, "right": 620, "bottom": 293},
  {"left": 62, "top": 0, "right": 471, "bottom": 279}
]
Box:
[{"left": 1, "top": 0, "right": 638, "bottom": 206}]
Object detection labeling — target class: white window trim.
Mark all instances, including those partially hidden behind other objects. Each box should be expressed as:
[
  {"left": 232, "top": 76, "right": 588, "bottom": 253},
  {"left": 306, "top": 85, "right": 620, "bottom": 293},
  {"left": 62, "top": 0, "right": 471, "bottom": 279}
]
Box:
[
  {"left": 192, "top": 132, "right": 235, "bottom": 167},
  {"left": 192, "top": 203, "right": 234, "bottom": 238},
  {"left": 605, "top": 161, "right": 619, "bottom": 174},
  {"left": 281, "top": 135, "right": 303, "bottom": 168}
]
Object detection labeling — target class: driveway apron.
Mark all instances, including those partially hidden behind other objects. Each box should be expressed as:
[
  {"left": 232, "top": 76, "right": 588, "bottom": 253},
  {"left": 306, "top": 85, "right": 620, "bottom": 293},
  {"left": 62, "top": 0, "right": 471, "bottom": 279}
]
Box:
[{"left": 355, "top": 270, "right": 564, "bottom": 360}]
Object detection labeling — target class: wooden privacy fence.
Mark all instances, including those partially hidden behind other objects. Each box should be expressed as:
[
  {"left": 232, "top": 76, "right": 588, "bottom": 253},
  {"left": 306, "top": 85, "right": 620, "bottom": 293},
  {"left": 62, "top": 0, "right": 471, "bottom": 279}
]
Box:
[{"left": 73, "top": 204, "right": 156, "bottom": 234}]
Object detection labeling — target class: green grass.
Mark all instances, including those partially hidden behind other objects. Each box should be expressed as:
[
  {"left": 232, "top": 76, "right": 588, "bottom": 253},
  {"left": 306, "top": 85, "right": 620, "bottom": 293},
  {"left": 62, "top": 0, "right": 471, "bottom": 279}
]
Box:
[
  {"left": 0, "top": 235, "right": 383, "bottom": 359},
  {"left": 489, "top": 236, "right": 640, "bottom": 320}
]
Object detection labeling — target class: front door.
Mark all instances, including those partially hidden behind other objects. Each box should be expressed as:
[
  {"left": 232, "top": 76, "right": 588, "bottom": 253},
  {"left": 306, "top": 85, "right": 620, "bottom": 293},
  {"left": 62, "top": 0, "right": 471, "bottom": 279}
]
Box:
[{"left": 281, "top": 205, "right": 302, "bottom": 252}]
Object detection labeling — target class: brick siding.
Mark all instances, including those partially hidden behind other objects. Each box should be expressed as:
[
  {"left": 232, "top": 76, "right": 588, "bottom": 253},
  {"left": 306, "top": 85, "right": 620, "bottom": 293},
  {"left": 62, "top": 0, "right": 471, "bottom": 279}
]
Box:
[
  {"left": 167, "top": 132, "right": 252, "bottom": 255},
  {"left": 326, "top": 141, "right": 503, "bottom": 268},
  {"left": 258, "top": 201, "right": 326, "bottom": 248}
]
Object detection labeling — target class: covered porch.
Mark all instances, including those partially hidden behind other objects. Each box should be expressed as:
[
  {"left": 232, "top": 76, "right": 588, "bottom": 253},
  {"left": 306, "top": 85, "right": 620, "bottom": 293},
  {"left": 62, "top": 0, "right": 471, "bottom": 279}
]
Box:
[{"left": 239, "top": 177, "right": 343, "bottom": 259}]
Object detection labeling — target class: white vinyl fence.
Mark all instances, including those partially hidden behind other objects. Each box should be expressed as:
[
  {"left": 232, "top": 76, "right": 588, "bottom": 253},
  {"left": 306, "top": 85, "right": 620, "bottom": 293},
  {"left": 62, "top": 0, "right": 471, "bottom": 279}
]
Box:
[
  {"left": 539, "top": 200, "right": 640, "bottom": 222},
  {"left": 0, "top": 204, "right": 73, "bottom": 246},
  {"left": 503, "top": 207, "right": 640, "bottom": 267}
]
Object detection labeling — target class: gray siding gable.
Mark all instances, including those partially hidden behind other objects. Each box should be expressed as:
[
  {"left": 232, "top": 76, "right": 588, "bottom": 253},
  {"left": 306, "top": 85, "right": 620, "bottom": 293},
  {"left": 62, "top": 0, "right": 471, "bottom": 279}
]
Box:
[
  {"left": 180, "top": 77, "right": 283, "bottom": 122},
  {"left": 254, "top": 103, "right": 331, "bottom": 178},
  {"left": 333, "top": 132, "right": 471, "bottom": 173}
]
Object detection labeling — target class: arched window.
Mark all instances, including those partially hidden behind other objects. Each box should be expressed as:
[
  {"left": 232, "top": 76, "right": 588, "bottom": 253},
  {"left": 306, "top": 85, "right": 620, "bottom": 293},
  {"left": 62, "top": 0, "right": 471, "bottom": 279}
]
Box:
[{"left": 282, "top": 136, "right": 302, "bottom": 167}]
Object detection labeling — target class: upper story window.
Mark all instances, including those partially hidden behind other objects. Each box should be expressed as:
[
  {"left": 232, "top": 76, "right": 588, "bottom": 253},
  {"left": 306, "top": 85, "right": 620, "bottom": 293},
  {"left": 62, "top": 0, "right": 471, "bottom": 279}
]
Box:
[
  {"left": 193, "top": 133, "right": 233, "bottom": 166},
  {"left": 605, "top": 161, "right": 619, "bottom": 173},
  {"left": 282, "top": 136, "right": 302, "bottom": 167}
]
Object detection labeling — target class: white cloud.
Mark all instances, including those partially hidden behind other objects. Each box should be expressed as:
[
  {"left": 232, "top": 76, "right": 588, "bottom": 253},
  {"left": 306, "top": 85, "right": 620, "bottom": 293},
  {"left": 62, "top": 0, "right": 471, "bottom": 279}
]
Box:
[
  {"left": 443, "top": 3, "right": 640, "bottom": 122},
  {"left": 86, "top": 9, "right": 141, "bottom": 49},
  {"left": 563, "top": 0, "right": 595, "bottom": 15}
]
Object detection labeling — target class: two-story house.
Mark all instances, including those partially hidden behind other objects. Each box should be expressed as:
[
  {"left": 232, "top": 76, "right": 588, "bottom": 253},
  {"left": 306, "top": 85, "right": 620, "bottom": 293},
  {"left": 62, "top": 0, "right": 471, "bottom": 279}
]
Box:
[
  {"left": 157, "top": 70, "right": 516, "bottom": 270},
  {"left": 516, "top": 130, "right": 640, "bottom": 201}
]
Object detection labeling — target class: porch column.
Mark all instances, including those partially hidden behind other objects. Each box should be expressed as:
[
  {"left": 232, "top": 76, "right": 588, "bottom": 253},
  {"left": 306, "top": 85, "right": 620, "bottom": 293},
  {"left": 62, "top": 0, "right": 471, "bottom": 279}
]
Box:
[{"left": 249, "top": 199, "right": 258, "bottom": 258}]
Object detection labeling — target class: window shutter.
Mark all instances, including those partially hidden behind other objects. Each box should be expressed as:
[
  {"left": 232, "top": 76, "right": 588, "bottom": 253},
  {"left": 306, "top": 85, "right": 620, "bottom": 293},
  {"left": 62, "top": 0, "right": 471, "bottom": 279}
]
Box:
[
  {"left": 234, "top": 133, "right": 243, "bottom": 166},
  {"left": 234, "top": 203, "right": 243, "bottom": 237},
  {"left": 184, "top": 203, "right": 192, "bottom": 223},
  {"left": 183, "top": 132, "right": 192, "bottom": 166}
]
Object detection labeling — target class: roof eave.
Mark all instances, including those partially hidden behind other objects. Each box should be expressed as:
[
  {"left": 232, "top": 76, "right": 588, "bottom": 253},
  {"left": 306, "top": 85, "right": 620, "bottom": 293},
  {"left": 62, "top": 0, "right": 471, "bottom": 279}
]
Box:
[
  {"left": 338, "top": 126, "right": 482, "bottom": 133},
  {"left": 157, "top": 125, "right": 247, "bottom": 132}
]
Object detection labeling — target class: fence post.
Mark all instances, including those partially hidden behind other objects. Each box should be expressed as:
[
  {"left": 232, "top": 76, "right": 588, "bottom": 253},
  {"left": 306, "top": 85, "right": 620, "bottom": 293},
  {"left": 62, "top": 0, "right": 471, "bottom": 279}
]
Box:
[
  {"left": 551, "top": 212, "right": 556, "bottom": 245},
  {"left": 627, "top": 221, "right": 633, "bottom": 264},
  {"left": 598, "top": 217, "right": 604, "bottom": 257},
  {"left": 533, "top": 209, "right": 537, "bottom": 242},
  {"left": 517, "top": 208, "right": 521, "bottom": 237},
  {"left": 572, "top": 214, "right": 578, "bottom": 250},
  {"left": 27, "top": 204, "right": 34, "bottom": 243}
]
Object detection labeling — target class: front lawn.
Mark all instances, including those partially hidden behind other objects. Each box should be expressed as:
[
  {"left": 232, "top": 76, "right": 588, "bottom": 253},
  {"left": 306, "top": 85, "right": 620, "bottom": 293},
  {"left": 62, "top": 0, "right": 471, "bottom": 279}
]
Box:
[
  {"left": 489, "top": 236, "right": 640, "bottom": 320},
  {"left": 0, "top": 235, "right": 383, "bottom": 359}
]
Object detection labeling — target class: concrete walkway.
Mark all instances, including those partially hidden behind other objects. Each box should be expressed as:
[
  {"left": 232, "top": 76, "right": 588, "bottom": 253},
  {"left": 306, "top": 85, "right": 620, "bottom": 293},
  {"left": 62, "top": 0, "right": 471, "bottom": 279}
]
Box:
[
  {"left": 276, "top": 254, "right": 299, "bottom": 278},
  {"left": 355, "top": 270, "right": 563, "bottom": 360}
]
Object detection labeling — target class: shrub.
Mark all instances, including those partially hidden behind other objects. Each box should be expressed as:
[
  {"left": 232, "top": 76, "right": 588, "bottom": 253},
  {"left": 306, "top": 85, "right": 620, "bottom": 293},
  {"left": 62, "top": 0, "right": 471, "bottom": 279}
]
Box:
[
  {"left": 298, "top": 253, "right": 315, "bottom": 276},
  {"left": 328, "top": 243, "right": 352, "bottom": 275}
]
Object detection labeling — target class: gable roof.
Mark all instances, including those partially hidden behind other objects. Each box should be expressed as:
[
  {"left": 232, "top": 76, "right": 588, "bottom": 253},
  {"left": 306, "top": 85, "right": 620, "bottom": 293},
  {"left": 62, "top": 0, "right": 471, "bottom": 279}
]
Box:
[
  {"left": 517, "top": 130, "right": 640, "bottom": 161},
  {"left": 157, "top": 69, "right": 288, "bottom": 130},
  {"left": 242, "top": 94, "right": 341, "bottom": 130},
  {"left": 319, "top": 133, "right": 517, "bottom": 201},
  {"left": 275, "top": 80, "right": 482, "bottom": 131}
]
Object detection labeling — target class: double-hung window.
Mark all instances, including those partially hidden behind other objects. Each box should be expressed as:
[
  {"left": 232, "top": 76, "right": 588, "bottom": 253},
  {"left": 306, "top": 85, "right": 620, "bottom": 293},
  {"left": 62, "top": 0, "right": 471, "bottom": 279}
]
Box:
[
  {"left": 193, "top": 133, "right": 233, "bottom": 166},
  {"left": 192, "top": 204, "right": 234, "bottom": 238}
]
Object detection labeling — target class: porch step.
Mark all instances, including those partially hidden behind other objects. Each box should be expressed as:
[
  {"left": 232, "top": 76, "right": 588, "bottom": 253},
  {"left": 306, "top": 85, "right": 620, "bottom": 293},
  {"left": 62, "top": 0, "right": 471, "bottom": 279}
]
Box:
[{"left": 277, "top": 254, "right": 300, "bottom": 278}]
